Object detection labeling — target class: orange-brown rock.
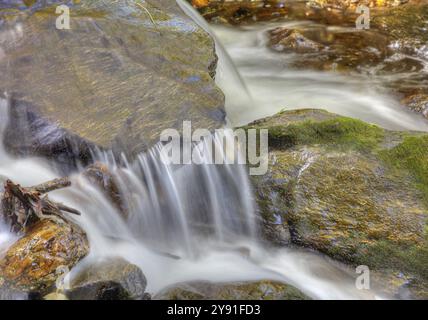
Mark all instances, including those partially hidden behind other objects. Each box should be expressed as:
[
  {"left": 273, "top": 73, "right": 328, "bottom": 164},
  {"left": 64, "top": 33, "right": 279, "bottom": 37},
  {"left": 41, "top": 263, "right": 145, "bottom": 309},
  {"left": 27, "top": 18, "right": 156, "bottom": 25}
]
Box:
[{"left": 0, "top": 219, "right": 89, "bottom": 298}]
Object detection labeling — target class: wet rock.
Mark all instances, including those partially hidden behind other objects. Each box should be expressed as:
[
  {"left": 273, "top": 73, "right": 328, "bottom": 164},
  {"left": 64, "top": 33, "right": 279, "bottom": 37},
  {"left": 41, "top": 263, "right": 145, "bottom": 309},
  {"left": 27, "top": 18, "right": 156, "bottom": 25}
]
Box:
[
  {"left": 308, "top": 0, "right": 409, "bottom": 10},
  {"left": 0, "top": 0, "right": 225, "bottom": 166},
  {"left": 401, "top": 94, "right": 428, "bottom": 119},
  {"left": 189, "top": 0, "right": 307, "bottom": 25},
  {"left": 154, "top": 280, "right": 311, "bottom": 300},
  {"left": 189, "top": 0, "right": 412, "bottom": 25},
  {"left": 264, "top": 2, "right": 428, "bottom": 118},
  {"left": 268, "top": 25, "right": 390, "bottom": 72},
  {"left": 372, "top": 2, "right": 428, "bottom": 59},
  {"left": 269, "top": 29, "right": 324, "bottom": 54},
  {"left": 66, "top": 257, "right": 148, "bottom": 300},
  {"left": 83, "top": 162, "right": 127, "bottom": 218},
  {"left": 0, "top": 219, "right": 89, "bottom": 299},
  {"left": 247, "top": 109, "right": 428, "bottom": 298}
]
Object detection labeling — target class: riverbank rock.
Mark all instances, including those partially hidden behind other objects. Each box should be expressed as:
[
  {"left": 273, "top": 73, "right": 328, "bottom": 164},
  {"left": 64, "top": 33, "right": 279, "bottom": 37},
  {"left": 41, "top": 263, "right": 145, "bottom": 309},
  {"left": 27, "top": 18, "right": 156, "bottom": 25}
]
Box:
[
  {"left": 65, "top": 257, "right": 148, "bottom": 300},
  {"left": 0, "top": 0, "right": 225, "bottom": 168},
  {"left": 0, "top": 219, "right": 89, "bottom": 299},
  {"left": 154, "top": 280, "right": 311, "bottom": 300},
  {"left": 247, "top": 109, "right": 428, "bottom": 298}
]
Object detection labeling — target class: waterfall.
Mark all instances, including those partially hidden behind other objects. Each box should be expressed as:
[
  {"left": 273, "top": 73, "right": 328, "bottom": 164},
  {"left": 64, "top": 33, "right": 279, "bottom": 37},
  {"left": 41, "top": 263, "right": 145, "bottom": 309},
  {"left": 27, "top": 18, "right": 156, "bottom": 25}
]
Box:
[
  {"left": 175, "top": 0, "right": 255, "bottom": 127},
  {"left": 0, "top": 3, "right": 394, "bottom": 299},
  {"left": 85, "top": 135, "right": 258, "bottom": 257},
  {"left": 0, "top": 96, "right": 384, "bottom": 299}
]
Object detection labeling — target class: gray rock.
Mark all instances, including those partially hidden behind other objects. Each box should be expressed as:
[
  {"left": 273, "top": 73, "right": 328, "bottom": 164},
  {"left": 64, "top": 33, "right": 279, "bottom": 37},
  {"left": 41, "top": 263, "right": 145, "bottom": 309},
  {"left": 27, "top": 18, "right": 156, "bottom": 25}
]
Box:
[{"left": 66, "top": 257, "right": 148, "bottom": 300}]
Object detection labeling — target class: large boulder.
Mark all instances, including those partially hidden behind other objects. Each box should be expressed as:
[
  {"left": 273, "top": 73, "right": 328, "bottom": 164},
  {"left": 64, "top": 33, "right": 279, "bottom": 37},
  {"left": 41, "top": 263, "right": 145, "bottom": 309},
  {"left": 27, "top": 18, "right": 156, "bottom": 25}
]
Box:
[
  {"left": 65, "top": 257, "right": 148, "bottom": 300},
  {"left": 154, "top": 280, "right": 311, "bottom": 300},
  {"left": 0, "top": 219, "right": 89, "bottom": 299},
  {"left": 0, "top": 0, "right": 225, "bottom": 168},
  {"left": 247, "top": 109, "right": 428, "bottom": 298}
]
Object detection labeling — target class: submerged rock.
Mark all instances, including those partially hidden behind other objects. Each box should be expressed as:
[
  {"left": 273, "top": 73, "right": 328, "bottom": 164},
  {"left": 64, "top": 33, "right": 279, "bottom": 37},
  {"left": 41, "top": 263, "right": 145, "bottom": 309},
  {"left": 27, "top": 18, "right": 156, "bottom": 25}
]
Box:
[
  {"left": 83, "top": 162, "right": 127, "bottom": 218},
  {"left": 0, "top": 0, "right": 225, "bottom": 167},
  {"left": 247, "top": 109, "right": 428, "bottom": 298},
  {"left": 268, "top": 26, "right": 389, "bottom": 72},
  {"left": 401, "top": 94, "right": 428, "bottom": 119},
  {"left": 154, "top": 280, "right": 311, "bottom": 300},
  {"left": 66, "top": 257, "right": 148, "bottom": 300},
  {"left": 0, "top": 219, "right": 89, "bottom": 299}
]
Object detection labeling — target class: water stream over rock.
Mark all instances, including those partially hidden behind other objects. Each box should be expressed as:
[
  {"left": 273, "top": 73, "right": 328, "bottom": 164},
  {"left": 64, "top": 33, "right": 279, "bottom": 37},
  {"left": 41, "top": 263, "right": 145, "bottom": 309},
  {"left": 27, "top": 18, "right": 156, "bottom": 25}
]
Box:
[
  {"left": 3, "top": 0, "right": 425, "bottom": 300},
  {"left": 210, "top": 22, "right": 428, "bottom": 130},
  {"left": 0, "top": 95, "right": 385, "bottom": 299}
]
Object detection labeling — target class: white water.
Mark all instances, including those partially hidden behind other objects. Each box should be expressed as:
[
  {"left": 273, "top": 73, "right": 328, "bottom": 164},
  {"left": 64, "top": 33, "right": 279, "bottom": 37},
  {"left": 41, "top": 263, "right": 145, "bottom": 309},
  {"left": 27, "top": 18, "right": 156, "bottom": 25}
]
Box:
[
  {"left": 0, "top": 97, "right": 383, "bottom": 299},
  {"left": 211, "top": 22, "right": 428, "bottom": 131}
]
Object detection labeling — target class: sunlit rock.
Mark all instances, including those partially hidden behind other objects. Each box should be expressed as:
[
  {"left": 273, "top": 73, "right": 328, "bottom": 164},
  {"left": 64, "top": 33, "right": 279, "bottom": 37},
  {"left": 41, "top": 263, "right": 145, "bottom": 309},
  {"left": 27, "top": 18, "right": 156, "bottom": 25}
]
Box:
[{"left": 0, "top": 219, "right": 89, "bottom": 299}]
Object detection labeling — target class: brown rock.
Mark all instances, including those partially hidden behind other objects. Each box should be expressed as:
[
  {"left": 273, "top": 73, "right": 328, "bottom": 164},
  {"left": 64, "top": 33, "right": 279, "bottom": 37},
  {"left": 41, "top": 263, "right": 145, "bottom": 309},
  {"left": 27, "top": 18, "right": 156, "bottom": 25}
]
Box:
[{"left": 0, "top": 219, "right": 89, "bottom": 299}]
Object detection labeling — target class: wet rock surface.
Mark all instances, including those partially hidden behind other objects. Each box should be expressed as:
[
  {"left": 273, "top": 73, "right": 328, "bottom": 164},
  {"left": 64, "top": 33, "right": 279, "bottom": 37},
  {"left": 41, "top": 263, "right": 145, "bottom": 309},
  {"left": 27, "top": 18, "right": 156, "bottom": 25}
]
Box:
[
  {"left": 155, "top": 280, "right": 311, "bottom": 300},
  {"left": 66, "top": 257, "right": 148, "bottom": 300},
  {"left": 0, "top": 0, "right": 225, "bottom": 164},
  {"left": 189, "top": 0, "right": 414, "bottom": 25},
  {"left": 0, "top": 219, "right": 89, "bottom": 299},
  {"left": 83, "top": 162, "right": 128, "bottom": 218},
  {"left": 247, "top": 109, "right": 428, "bottom": 298}
]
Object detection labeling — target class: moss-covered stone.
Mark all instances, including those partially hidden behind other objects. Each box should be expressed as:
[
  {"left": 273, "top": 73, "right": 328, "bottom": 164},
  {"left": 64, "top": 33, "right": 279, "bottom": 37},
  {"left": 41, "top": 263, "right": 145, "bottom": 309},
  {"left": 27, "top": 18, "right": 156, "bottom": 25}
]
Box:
[
  {"left": 154, "top": 280, "right": 311, "bottom": 300},
  {"left": 247, "top": 109, "right": 428, "bottom": 298}
]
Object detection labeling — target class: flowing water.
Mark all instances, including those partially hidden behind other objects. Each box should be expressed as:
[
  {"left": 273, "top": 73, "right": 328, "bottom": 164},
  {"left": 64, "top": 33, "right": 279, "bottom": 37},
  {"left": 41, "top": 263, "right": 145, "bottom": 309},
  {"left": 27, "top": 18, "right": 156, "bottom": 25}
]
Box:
[
  {"left": 210, "top": 22, "right": 428, "bottom": 131},
  {"left": 0, "top": 96, "right": 383, "bottom": 300},
  {"left": 3, "top": 1, "right": 423, "bottom": 300}
]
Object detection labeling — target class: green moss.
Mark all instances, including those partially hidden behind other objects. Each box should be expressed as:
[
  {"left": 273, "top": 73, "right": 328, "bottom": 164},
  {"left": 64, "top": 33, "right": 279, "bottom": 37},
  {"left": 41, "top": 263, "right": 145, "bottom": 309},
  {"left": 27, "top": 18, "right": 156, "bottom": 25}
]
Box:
[
  {"left": 358, "top": 240, "right": 428, "bottom": 281},
  {"left": 251, "top": 117, "right": 385, "bottom": 152},
  {"left": 380, "top": 135, "right": 428, "bottom": 205}
]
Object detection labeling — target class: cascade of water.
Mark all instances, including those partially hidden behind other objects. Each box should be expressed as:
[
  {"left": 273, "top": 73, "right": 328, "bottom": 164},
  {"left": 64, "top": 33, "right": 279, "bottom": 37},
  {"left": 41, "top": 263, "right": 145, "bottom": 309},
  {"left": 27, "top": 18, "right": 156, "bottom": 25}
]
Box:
[
  {"left": 0, "top": 96, "right": 384, "bottom": 299},
  {"left": 0, "top": 4, "right": 398, "bottom": 299},
  {"left": 85, "top": 134, "right": 257, "bottom": 257},
  {"left": 175, "top": 0, "right": 255, "bottom": 127}
]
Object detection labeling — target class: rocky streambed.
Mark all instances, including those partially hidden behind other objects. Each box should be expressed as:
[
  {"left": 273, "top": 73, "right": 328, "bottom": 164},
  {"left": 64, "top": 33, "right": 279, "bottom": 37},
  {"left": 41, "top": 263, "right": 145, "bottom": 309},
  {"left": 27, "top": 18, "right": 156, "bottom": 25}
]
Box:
[{"left": 0, "top": 0, "right": 427, "bottom": 300}]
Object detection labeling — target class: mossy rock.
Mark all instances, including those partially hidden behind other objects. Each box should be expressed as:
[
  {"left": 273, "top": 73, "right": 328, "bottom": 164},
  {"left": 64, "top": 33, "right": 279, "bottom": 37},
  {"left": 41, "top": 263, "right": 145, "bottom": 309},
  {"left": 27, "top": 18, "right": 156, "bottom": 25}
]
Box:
[
  {"left": 0, "top": 219, "right": 89, "bottom": 299},
  {"left": 246, "top": 109, "right": 428, "bottom": 298},
  {"left": 0, "top": 0, "right": 225, "bottom": 167},
  {"left": 154, "top": 280, "right": 311, "bottom": 300}
]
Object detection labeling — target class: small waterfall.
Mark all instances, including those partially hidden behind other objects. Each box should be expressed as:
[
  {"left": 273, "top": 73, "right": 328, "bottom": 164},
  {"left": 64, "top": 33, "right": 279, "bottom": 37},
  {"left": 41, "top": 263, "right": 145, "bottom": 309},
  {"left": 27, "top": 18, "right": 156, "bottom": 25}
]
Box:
[
  {"left": 175, "top": 0, "right": 255, "bottom": 127},
  {"left": 0, "top": 98, "right": 384, "bottom": 299},
  {"left": 0, "top": 5, "right": 395, "bottom": 298},
  {"left": 87, "top": 131, "right": 258, "bottom": 257}
]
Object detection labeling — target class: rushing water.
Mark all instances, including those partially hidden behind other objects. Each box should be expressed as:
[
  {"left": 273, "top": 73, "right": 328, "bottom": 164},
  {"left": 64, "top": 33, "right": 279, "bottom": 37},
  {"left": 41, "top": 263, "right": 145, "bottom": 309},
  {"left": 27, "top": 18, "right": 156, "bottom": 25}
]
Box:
[
  {"left": 210, "top": 22, "right": 428, "bottom": 131},
  {"left": 1, "top": 1, "right": 417, "bottom": 300},
  {"left": 0, "top": 96, "right": 383, "bottom": 299}
]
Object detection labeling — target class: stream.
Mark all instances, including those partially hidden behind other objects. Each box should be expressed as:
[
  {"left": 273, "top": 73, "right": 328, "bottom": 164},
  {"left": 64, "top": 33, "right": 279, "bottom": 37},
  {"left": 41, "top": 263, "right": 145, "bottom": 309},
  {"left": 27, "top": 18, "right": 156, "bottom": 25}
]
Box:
[{"left": 2, "top": 0, "right": 427, "bottom": 300}]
